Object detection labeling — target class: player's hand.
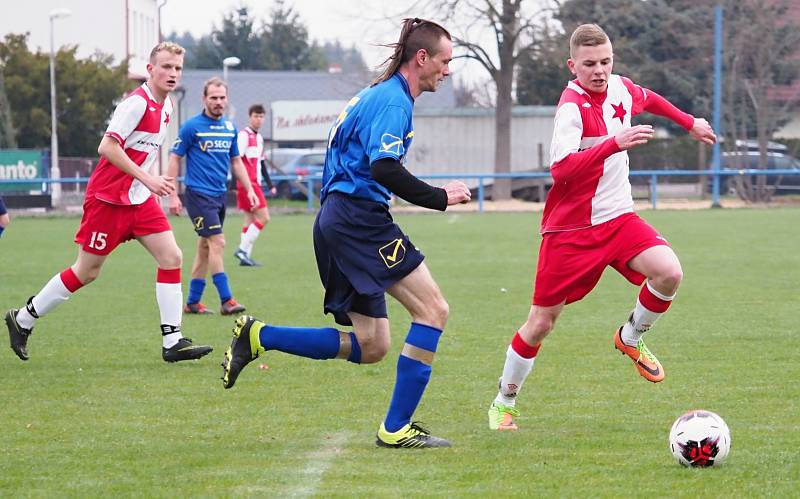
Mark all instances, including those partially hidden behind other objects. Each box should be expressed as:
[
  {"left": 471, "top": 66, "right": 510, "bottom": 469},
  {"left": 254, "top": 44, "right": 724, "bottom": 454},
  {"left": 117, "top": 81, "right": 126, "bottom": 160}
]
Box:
[
  {"left": 247, "top": 190, "right": 259, "bottom": 211},
  {"left": 144, "top": 174, "right": 176, "bottom": 197},
  {"left": 443, "top": 180, "right": 471, "bottom": 205},
  {"left": 689, "top": 118, "right": 716, "bottom": 145},
  {"left": 168, "top": 194, "right": 182, "bottom": 216},
  {"left": 615, "top": 125, "right": 654, "bottom": 151},
  {"left": 268, "top": 186, "right": 277, "bottom": 197}
]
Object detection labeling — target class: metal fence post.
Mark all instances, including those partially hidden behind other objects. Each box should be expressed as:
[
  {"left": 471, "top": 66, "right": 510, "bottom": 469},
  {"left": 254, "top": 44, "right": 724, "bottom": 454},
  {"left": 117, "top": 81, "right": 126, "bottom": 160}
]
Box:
[
  {"left": 307, "top": 178, "right": 315, "bottom": 211},
  {"left": 478, "top": 177, "right": 484, "bottom": 213},
  {"left": 651, "top": 173, "right": 658, "bottom": 209}
]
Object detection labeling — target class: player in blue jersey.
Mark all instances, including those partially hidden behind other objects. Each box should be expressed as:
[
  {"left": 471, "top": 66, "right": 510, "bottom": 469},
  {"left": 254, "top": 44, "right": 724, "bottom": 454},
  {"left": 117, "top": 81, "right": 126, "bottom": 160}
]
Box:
[
  {"left": 167, "top": 77, "right": 258, "bottom": 316},
  {"left": 0, "top": 195, "right": 9, "bottom": 238},
  {"left": 221, "top": 18, "right": 471, "bottom": 449}
]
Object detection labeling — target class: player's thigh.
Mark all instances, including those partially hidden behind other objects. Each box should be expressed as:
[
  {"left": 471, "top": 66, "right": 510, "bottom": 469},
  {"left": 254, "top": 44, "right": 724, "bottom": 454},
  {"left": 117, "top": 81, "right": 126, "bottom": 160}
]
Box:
[
  {"left": 387, "top": 262, "right": 448, "bottom": 328},
  {"left": 627, "top": 244, "right": 679, "bottom": 275}
]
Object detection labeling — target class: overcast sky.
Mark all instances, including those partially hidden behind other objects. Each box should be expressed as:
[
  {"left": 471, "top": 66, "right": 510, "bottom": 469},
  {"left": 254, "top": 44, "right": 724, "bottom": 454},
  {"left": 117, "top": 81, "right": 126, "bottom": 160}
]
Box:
[
  {"left": 160, "top": 0, "right": 490, "bottom": 85},
  {"left": 162, "top": 0, "right": 425, "bottom": 69}
]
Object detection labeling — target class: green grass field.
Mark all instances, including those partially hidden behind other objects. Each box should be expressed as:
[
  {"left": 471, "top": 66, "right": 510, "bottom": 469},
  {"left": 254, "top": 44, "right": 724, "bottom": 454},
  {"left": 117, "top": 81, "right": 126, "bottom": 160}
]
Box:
[{"left": 1, "top": 207, "right": 798, "bottom": 497}]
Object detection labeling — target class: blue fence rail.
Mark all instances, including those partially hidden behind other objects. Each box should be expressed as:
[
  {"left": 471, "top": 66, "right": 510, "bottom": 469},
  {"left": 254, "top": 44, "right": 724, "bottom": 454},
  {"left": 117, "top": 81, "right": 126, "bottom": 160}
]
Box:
[{"left": 2, "top": 169, "right": 799, "bottom": 212}]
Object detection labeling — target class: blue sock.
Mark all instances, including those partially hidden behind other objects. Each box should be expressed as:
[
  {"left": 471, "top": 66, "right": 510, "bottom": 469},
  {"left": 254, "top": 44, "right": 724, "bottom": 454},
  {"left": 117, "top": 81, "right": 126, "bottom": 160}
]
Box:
[
  {"left": 187, "top": 278, "right": 206, "bottom": 304},
  {"left": 383, "top": 323, "right": 442, "bottom": 433},
  {"left": 347, "top": 332, "right": 362, "bottom": 364},
  {"left": 0, "top": 225, "right": 4, "bottom": 237},
  {"left": 259, "top": 324, "right": 342, "bottom": 360},
  {"left": 212, "top": 272, "right": 232, "bottom": 303}
]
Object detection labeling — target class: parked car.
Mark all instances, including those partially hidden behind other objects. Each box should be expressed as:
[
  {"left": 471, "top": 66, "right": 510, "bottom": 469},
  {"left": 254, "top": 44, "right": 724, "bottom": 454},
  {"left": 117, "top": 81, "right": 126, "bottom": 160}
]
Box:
[
  {"left": 264, "top": 148, "right": 326, "bottom": 199},
  {"left": 707, "top": 142, "right": 800, "bottom": 194}
]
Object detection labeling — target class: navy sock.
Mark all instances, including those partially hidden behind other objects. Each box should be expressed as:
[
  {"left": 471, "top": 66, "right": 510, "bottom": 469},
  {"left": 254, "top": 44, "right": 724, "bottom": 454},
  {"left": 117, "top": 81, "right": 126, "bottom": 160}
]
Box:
[
  {"left": 0, "top": 225, "right": 4, "bottom": 237},
  {"left": 259, "top": 324, "right": 341, "bottom": 360},
  {"left": 187, "top": 278, "right": 205, "bottom": 304},
  {"left": 211, "top": 272, "right": 232, "bottom": 303},
  {"left": 383, "top": 323, "right": 442, "bottom": 433}
]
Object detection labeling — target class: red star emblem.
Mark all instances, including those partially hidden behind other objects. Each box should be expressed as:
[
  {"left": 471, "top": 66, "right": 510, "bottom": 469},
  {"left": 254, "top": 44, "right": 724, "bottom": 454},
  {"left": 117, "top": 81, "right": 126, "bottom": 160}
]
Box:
[
  {"left": 164, "top": 113, "right": 170, "bottom": 124},
  {"left": 611, "top": 102, "right": 626, "bottom": 123}
]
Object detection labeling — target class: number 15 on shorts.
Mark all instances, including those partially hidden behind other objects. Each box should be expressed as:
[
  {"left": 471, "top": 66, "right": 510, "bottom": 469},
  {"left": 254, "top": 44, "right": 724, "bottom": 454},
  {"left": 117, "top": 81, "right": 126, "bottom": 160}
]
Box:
[{"left": 88, "top": 231, "right": 108, "bottom": 250}]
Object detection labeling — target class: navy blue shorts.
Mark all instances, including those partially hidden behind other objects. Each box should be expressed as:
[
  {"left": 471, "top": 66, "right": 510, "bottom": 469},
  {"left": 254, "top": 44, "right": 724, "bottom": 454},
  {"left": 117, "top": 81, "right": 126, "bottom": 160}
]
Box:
[
  {"left": 313, "top": 192, "right": 425, "bottom": 326},
  {"left": 0, "top": 195, "right": 6, "bottom": 215},
  {"left": 184, "top": 188, "right": 226, "bottom": 237}
]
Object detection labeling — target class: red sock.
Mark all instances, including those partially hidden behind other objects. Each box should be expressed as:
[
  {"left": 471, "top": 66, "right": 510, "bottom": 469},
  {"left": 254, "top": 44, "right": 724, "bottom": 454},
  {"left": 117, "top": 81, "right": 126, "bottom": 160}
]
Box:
[{"left": 511, "top": 331, "right": 540, "bottom": 359}]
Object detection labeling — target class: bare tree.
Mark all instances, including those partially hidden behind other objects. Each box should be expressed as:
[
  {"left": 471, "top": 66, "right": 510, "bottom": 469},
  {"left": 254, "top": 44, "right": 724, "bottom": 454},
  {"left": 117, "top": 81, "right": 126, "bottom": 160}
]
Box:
[
  {"left": 723, "top": 0, "right": 800, "bottom": 202},
  {"left": 396, "top": 0, "right": 559, "bottom": 199}
]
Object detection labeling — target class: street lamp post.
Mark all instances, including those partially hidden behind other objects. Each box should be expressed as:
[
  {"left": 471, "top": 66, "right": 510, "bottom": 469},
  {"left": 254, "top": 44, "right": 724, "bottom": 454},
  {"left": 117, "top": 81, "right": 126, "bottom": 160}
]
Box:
[
  {"left": 49, "top": 8, "right": 71, "bottom": 207},
  {"left": 222, "top": 56, "right": 241, "bottom": 83}
]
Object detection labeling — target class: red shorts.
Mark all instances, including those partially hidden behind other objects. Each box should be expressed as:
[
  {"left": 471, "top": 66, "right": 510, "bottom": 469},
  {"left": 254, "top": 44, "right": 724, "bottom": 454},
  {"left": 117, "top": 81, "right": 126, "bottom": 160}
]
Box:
[
  {"left": 533, "top": 212, "right": 670, "bottom": 307},
  {"left": 75, "top": 195, "right": 172, "bottom": 255},
  {"left": 237, "top": 182, "right": 267, "bottom": 211}
]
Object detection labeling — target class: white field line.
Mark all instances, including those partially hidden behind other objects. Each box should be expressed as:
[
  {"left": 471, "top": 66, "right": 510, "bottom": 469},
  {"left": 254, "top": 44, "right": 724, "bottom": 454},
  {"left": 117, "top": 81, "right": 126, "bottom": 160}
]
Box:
[{"left": 289, "top": 431, "right": 351, "bottom": 497}]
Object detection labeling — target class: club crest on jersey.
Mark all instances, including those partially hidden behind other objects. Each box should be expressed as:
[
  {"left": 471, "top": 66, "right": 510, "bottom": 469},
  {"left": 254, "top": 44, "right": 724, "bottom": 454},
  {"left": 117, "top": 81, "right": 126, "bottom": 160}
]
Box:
[
  {"left": 378, "top": 238, "right": 406, "bottom": 268},
  {"left": 380, "top": 133, "right": 404, "bottom": 156},
  {"left": 225, "top": 121, "right": 234, "bottom": 131}
]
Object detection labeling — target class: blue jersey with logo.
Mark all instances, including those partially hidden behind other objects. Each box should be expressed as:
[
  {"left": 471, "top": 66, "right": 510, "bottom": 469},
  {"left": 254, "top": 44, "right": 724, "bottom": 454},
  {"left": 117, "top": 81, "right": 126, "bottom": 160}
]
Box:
[
  {"left": 321, "top": 73, "right": 414, "bottom": 205},
  {"left": 171, "top": 112, "right": 240, "bottom": 196}
]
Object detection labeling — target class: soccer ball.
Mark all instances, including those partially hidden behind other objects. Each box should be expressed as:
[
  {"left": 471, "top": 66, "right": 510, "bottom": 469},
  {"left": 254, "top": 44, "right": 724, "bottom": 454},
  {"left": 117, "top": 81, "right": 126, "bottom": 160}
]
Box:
[{"left": 668, "top": 410, "right": 731, "bottom": 467}]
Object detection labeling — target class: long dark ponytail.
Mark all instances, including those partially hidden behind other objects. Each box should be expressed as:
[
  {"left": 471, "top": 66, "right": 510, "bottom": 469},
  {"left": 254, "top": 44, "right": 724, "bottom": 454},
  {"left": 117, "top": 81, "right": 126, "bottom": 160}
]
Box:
[{"left": 373, "top": 17, "right": 451, "bottom": 86}]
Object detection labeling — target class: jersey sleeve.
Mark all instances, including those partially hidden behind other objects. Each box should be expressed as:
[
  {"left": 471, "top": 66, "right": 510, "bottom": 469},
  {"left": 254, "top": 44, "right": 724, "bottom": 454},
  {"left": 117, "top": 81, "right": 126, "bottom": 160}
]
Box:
[
  {"left": 170, "top": 120, "right": 194, "bottom": 157},
  {"left": 549, "top": 102, "right": 584, "bottom": 164},
  {"left": 237, "top": 130, "right": 248, "bottom": 158},
  {"left": 365, "top": 105, "right": 410, "bottom": 164},
  {"left": 549, "top": 102, "right": 620, "bottom": 183},
  {"left": 104, "top": 94, "right": 147, "bottom": 145},
  {"left": 621, "top": 77, "right": 694, "bottom": 130},
  {"left": 229, "top": 124, "right": 240, "bottom": 158}
]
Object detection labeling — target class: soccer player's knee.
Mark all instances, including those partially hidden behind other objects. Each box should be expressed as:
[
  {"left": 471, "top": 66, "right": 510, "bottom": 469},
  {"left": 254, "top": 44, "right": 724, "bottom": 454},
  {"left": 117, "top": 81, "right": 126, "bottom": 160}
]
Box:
[
  {"left": 164, "top": 247, "right": 182, "bottom": 268},
  {"left": 359, "top": 336, "right": 389, "bottom": 363},
  {"left": 81, "top": 267, "right": 101, "bottom": 284},
  {"left": 658, "top": 265, "right": 683, "bottom": 291},
  {"left": 429, "top": 296, "right": 450, "bottom": 328}
]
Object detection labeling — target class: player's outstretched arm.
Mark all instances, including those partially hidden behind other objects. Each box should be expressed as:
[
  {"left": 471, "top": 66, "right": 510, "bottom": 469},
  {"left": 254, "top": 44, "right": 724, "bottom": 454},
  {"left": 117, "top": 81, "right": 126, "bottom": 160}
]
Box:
[
  {"left": 688, "top": 118, "right": 717, "bottom": 145},
  {"left": 98, "top": 136, "right": 175, "bottom": 197},
  {"left": 370, "top": 158, "right": 455, "bottom": 211}
]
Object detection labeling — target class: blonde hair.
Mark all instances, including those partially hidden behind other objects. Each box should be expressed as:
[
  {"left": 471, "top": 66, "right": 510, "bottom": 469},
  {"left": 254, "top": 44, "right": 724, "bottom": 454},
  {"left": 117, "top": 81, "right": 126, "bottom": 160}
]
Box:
[
  {"left": 569, "top": 24, "right": 610, "bottom": 58},
  {"left": 149, "top": 41, "right": 185, "bottom": 62},
  {"left": 203, "top": 76, "right": 228, "bottom": 96}
]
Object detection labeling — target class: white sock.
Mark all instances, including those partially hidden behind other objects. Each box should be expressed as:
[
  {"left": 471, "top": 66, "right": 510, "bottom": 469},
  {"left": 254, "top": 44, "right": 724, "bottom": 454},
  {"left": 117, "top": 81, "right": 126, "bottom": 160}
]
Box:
[
  {"left": 494, "top": 346, "right": 535, "bottom": 407},
  {"left": 621, "top": 282, "right": 675, "bottom": 346},
  {"left": 241, "top": 223, "right": 262, "bottom": 257},
  {"left": 239, "top": 228, "right": 247, "bottom": 253},
  {"left": 16, "top": 273, "right": 75, "bottom": 329},
  {"left": 156, "top": 281, "right": 183, "bottom": 348}
]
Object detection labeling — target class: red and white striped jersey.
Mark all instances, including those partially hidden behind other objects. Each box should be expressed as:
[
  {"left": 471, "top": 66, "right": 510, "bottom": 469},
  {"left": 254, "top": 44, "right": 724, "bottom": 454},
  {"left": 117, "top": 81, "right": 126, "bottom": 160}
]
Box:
[
  {"left": 86, "top": 83, "right": 173, "bottom": 205},
  {"left": 237, "top": 126, "right": 264, "bottom": 184},
  {"left": 542, "top": 74, "right": 694, "bottom": 233}
]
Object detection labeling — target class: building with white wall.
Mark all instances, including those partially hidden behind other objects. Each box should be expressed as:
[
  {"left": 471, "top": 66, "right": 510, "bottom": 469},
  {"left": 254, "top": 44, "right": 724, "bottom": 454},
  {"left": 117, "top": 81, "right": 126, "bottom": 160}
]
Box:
[{"left": 0, "top": 0, "right": 162, "bottom": 79}]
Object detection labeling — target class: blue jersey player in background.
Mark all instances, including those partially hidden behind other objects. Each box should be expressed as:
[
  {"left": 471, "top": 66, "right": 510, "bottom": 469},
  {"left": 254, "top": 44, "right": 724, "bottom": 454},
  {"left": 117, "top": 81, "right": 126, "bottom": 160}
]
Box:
[
  {"left": 221, "top": 18, "right": 471, "bottom": 448},
  {"left": 167, "top": 77, "right": 257, "bottom": 316}
]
